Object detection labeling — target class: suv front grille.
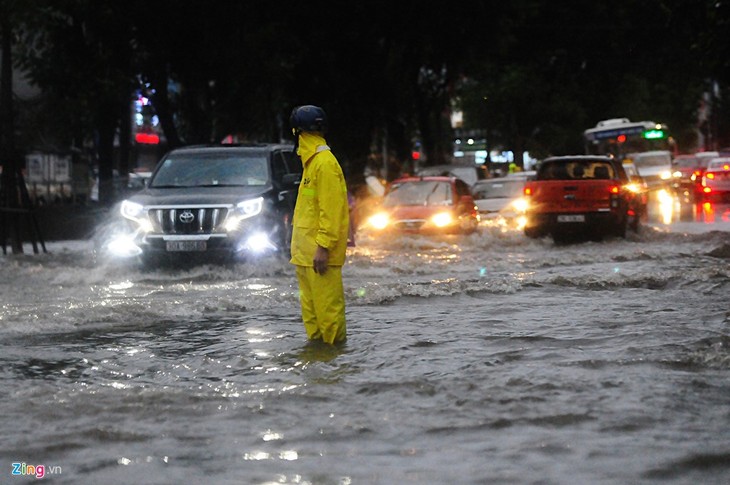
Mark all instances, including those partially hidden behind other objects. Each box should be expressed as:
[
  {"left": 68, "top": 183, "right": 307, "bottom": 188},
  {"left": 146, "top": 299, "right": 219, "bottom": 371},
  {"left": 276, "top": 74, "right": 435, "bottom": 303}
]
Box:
[{"left": 147, "top": 207, "right": 230, "bottom": 235}]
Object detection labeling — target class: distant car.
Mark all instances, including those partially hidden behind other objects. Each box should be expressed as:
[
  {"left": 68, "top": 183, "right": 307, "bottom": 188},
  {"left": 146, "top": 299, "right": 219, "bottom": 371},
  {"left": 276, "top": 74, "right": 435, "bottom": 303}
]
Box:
[
  {"left": 627, "top": 150, "right": 673, "bottom": 190},
  {"left": 701, "top": 157, "right": 730, "bottom": 201},
  {"left": 106, "top": 143, "right": 301, "bottom": 265},
  {"left": 471, "top": 176, "right": 529, "bottom": 228},
  {"left": 672, "top": 152, "right": 719, "bottom": 201},
  {"left": 363, "top": 176, "right": 479, "bottom": 235},
  {"left": 415, "top": 164, "right": 489, "bottom": 187},
  {"left": 621, "top": 161, "right": 649, "bottom": 219}
]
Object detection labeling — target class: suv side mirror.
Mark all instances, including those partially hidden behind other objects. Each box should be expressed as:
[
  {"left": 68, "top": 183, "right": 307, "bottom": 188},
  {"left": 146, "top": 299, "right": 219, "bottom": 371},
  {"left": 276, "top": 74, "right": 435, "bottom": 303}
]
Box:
[{"left": 282, "top": 173, "right": 301, "bottom": 188}]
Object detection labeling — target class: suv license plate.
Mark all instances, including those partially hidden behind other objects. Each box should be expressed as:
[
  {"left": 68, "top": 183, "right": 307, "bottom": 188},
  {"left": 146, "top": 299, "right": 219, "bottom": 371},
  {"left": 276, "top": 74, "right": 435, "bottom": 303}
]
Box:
[
  {"left": 557, "top": 214, "right": 585, "bottom": 223},
  {"left": 166, "top": 240, "right": 207, "bottom": 252}
]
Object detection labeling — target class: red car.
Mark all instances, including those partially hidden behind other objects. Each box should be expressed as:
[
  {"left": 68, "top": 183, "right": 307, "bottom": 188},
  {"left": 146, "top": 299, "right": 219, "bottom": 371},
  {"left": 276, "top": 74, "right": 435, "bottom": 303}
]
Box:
[
  {"left": 364, "top": 176, "right": 479, "bottom": 235},
  {"left": 523, "top": 156, "right": 644, "bottom": 241},
  {"left": 701, "top": 157, "right": 730, "bottom": 201}
]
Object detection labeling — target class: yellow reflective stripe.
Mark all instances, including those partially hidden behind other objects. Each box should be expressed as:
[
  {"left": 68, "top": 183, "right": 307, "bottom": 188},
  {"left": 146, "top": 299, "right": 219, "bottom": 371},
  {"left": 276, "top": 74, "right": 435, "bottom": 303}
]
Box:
[{"left": 301, "top": 187, "right": 316, "bottom": 196}]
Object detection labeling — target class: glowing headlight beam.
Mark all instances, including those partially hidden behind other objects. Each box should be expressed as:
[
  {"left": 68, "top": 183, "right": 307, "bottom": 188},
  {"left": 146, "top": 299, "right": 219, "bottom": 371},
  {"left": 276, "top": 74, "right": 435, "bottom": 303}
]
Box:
[
  {"left": 237, "top": 197, "right": 264, "bottom": 219},
  {"left": 431, "top": 212, "right": 453, "bottom": 227},
  {"left": 368, "top": 213, "right": 390, "bottom": 230},
  {"left": 120, "top": 200, "right": 145, "bottom": 221},
  {"left": 511, "top": 198, "right": 528, "bottom": 213}
]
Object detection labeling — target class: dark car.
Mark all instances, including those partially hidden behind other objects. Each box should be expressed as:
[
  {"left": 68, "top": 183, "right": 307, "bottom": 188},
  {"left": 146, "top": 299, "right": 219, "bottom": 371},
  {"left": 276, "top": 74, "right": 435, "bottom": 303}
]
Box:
[{"left": 107, "top": 144, "right": 301, "bottom": 265}]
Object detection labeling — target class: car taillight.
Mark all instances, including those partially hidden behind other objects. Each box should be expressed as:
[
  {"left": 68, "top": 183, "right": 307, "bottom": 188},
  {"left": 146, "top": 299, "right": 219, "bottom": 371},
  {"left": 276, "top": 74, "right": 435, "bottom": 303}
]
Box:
[
  {"left": 706, "top": 173, "right": 716, "bottom": 180},
  {"left": 609, "top": 185, "right": 620, "bottom": 208},
  {"left": 524, "top": 187, "right": 532, "bottom": 196}
]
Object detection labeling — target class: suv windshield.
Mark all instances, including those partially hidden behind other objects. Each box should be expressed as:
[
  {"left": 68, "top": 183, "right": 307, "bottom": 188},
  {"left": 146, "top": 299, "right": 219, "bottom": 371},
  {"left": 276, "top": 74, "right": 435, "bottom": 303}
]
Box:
[{"left": 150, "top": 154, "right": 269, "bottom": 188}]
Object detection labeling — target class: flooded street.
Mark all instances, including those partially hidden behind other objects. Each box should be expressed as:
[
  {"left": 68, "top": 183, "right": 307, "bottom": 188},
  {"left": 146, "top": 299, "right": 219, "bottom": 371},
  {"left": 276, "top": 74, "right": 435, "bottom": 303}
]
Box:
[{"left": 1, "top": 199, "right": 730, "bottom": 484}]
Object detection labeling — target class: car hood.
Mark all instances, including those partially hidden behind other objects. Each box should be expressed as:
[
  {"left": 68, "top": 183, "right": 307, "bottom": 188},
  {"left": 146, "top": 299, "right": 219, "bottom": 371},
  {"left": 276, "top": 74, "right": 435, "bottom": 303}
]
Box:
[
  {"left": 386, "top": 205, "right": 453, "bottom": 220},
  {"left": 475, "top": 199, "right": 510, "bottom": 213},
  {"left": 128, "top": 185, "right": 271, "bottom": 206}
]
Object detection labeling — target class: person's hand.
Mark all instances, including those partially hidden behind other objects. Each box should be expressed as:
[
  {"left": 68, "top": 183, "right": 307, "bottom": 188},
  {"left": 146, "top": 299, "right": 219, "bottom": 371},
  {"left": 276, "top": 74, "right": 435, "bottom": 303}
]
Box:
[{"left": 313, "top": 245, "right": 329, "bottom": 274}]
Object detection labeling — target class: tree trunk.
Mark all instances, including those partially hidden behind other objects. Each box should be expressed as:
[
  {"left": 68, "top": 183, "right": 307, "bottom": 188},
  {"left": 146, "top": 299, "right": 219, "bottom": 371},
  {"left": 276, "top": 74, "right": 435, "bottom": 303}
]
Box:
[
  {"left": 0, "top": 19, "right": 23, "bottom": 254},
  {"left": 118, "top": 94, "right": 131, "bottom": 177}
]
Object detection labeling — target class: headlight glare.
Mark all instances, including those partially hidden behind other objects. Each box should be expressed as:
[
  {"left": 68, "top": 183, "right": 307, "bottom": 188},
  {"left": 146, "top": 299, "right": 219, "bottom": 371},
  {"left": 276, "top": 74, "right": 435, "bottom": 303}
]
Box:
[
  {"left": 368, "top": 212, "right": 389, "bottom": 230},
  {"left": 512, "top": 197, "right": 529, "bottom": 213},
  {"left": 431, "top": 212, "right": 453, "bottom": 227}
]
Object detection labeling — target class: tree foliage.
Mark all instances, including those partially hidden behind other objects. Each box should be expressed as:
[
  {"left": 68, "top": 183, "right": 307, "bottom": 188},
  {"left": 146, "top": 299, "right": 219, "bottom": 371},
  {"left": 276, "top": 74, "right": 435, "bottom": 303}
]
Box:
[{"left": 3, "top": 0, "right": 730, "bottom": 202}]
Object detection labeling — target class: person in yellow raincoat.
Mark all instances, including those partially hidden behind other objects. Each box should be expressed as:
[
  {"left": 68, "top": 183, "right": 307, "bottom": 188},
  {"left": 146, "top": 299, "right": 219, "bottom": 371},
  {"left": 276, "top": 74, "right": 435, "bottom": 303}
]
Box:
[{"left": 289, "top": 105, "right": 349, "bottom": 344}]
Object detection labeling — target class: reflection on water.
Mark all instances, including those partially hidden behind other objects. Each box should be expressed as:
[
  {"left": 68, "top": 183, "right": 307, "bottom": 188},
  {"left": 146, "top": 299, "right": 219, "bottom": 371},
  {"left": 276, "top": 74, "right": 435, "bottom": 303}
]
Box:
[{"left": 649, "top": 189, "right": 730, "bottom": 226}]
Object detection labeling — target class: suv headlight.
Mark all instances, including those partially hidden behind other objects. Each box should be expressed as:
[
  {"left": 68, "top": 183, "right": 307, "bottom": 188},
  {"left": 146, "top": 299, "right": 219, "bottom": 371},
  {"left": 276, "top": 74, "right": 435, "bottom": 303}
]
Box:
[
  {"left": 225, "top": 197, "right": 264, "bottom": 232},
  {"left": 120, "top": 200, "right": 153, "bottom": 232},
  {"left": 121, "top": 200, "right": 144, "bottom": 221},
  {"left": 236, "top": 196, "right": 264, "bottom": 219}
]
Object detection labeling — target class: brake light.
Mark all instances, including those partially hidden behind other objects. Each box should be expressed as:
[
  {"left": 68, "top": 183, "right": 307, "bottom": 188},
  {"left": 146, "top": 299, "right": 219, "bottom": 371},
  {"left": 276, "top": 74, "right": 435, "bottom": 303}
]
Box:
[
  {"left": 724, "top": 164, "right": 730, "bottom": 170},
  {"left": 706, "top": 173, "right": 715, "bottom": 180},
  {"left": 704, "top": 187, "right": 712, "bottom": 193},
  {"left": 524, "top": 187, "right": 532, "bottom": 196},
  {"left": 609, "top": 185, "right": 619, "bottom": 194}
]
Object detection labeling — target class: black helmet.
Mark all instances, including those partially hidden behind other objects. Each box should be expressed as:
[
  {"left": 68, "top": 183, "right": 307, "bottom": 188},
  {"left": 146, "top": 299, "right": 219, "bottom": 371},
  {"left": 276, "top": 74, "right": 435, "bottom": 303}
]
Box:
[{"left": 290, "top": 105, "right": 328, "bottom": 134}]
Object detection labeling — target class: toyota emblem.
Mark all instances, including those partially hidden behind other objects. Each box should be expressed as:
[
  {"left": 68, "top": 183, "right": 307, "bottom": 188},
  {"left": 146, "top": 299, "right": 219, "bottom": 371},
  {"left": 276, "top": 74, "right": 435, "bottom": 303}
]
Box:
[{"left": 179, "top": 210, "right": 195, "bottom": 223}]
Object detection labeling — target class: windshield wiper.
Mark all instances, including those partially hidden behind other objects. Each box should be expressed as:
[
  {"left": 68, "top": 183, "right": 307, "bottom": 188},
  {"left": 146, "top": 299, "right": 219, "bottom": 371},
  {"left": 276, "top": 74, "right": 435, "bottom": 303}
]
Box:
[{"left": 196, "top": 183, "right": 246, "bottom": 187}]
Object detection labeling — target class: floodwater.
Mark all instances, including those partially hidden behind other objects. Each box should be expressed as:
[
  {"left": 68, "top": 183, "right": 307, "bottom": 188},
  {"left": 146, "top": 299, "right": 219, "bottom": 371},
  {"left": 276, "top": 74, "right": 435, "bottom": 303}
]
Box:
[{"left": 1, "top": 200, "right": 730, "bottom": 484}]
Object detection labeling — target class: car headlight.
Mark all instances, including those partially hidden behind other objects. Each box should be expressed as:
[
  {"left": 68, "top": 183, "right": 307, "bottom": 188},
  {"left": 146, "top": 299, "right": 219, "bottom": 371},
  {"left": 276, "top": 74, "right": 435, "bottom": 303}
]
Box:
[
  {"left": 511, "top": 197, "right": 529, "bottom": 213},
  {"left": 225, "top": 197, "right": 265, "bottom": 232},
  {"left": 120, "top": 200, "right": 144, "bottom": 221},
  {"left": 236, "top": 196, "right": 264, "bottom": 219},
  {"left": 368, "top": 212, "right": 390, "bottom": 230},
  {"left": 431, "top": 212, "right": 453, "bottom": 227}
]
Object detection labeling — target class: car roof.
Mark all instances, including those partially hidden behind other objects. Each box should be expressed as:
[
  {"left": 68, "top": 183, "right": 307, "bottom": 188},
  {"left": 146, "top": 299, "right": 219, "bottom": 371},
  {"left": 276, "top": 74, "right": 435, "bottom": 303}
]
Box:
[
  {"left": 474, "top": 177, "right": 524, "bottom": 186},
  {"left": 391, "top": 176, "right": 455, "bottom": 184},
  {"left": 542, "top": 155, "right": 614, "bottom": 163},
  {"left": 166, "top": 143, "right": 294, "bottom": 156},
  {"left": 707, "top": 157, "right": 730, "bottom": 168}
]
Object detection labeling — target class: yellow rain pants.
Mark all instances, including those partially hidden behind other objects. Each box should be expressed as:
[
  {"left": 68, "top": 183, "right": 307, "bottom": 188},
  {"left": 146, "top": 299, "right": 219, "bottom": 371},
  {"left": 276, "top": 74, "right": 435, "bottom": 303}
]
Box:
[
  {"left": 290, "top": 132, "right": 349, "bottom": 344},
  {"left": 295, "top": 265, "right": 346, "bottom": 343}
]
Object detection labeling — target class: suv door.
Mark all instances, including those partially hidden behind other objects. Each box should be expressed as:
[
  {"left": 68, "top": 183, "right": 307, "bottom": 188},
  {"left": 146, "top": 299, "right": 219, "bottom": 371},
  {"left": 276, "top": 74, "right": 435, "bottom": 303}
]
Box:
[{"left": 271, "top": 149, "right": 300, "bottom": 213}]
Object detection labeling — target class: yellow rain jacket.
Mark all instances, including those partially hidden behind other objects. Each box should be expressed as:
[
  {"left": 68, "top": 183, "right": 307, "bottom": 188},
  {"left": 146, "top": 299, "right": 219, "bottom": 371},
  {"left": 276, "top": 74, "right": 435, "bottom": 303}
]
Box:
[
  {"left": 290, "top": 132, "right": 349, "bottom": 344},
  {"left": 290, "top": 132, "right": 349, "bottom": 267}
]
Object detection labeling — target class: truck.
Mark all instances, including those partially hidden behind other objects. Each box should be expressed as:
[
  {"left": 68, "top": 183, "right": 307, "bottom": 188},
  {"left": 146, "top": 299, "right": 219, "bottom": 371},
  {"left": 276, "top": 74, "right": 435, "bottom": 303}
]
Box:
[{"left": 522, "top": 155, "right": 646, "bottom": 242}]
